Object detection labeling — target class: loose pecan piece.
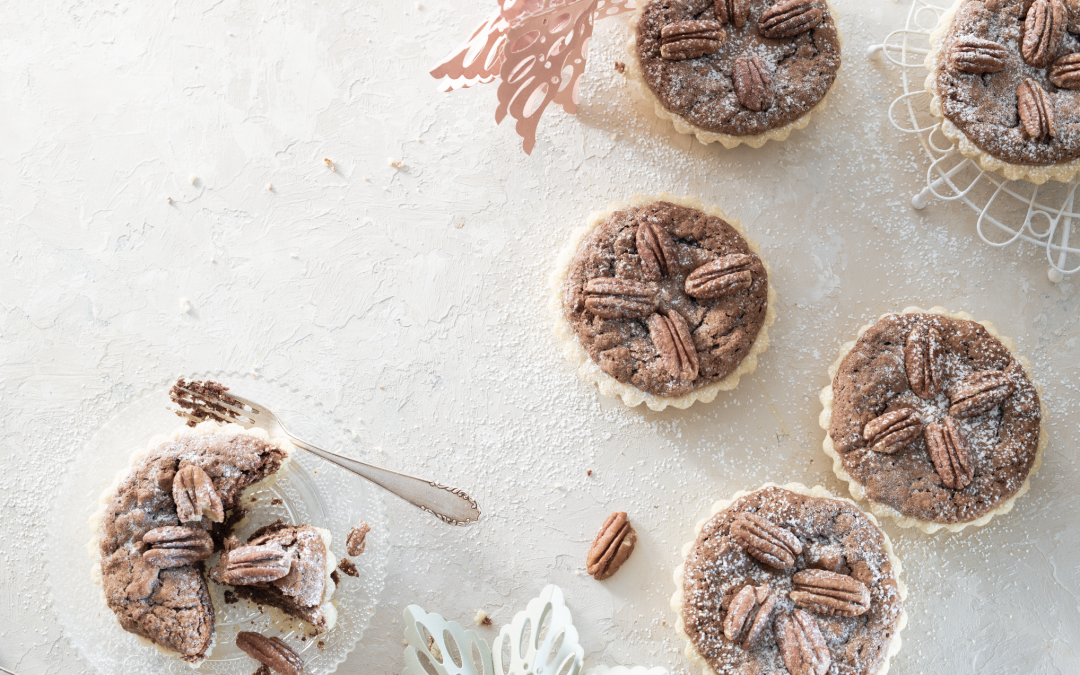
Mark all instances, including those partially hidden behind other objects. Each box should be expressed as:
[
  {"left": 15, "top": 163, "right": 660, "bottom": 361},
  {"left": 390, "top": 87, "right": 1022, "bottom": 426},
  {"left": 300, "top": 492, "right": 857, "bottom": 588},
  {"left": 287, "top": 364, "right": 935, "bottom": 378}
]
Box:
[
  {"left": 924, "top": 417, "right": 973, "bottom": 490},
  {"left": 583, "top": 278, "right": 659, "bottom": 319},
  {"left": 586, "top": 511, "right": 637, "bottom": 580},
  {"left": 904, "top": 323, "right": 944, "bottom": 399},
  {"left": 346, "top": 521, "right": 371, "bottom": 556},
  {"left": 173, "top": 463, "right": 225, "bottom": 523},
  {"left": 730, "top": 512, "right": 803, "bottom": 569},
  {"left": 142, "top": 526, "right": 214, "bottom": 568},
  {"left": 733, "top": 55, "right": 774, "bottom": 112},
  {"left": 950, "top": 36, "right": 1009, "bottom": 73},
  {"left": 1018, "top": 78, "right": 1057, "bottom": 141},
  {"left": 790, "top": 569, "right": 871, "bottom": 617},
  {"left": 723, "top": 583, "right": 777, "bottom": 650},
  {"left": 660, "top": 20, "right": 726, "bottom": 61},
  {"left": 236, "top": 632, "right": 303, "bottom": 675},
  {"left": 948, "top": 370, "right": 1014, "bottom": 419},
  {"left": 862, "top": 408, "right": 923, "bottom": 454},
  {"left": 759, "top": 0, "right": 824, "bottom": 39},
  {"left": 636, "top": 220, "right": 679, "bottom": 280},
  {"left": 716, "top": 0, "right": 750, "bottom": 27},
  {"left": 1022, "top": 0, "right": 1066, "bottom": 68},
  {"left": 684, "top": 253, "right": 756, "bottom": 299},
  {"left": 220, "top": 543, "right": 293, "bottom": 584},
  {"left": 1050, "top": 53, "right": 1080, "bottom": 89},
  {"left": 648, "top": 312, "right": 699, "bottom": 381},
  {"left": 775, "top": 610, "right": 831, "bottom": 675}
]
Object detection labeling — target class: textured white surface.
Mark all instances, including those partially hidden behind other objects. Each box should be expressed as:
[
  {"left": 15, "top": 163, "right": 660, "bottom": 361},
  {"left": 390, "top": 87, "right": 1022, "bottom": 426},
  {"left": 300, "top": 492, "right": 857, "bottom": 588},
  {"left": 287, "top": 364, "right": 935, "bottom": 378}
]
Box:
[{"left": 1, "top": 1, "right": 1079, "bottom": 674}]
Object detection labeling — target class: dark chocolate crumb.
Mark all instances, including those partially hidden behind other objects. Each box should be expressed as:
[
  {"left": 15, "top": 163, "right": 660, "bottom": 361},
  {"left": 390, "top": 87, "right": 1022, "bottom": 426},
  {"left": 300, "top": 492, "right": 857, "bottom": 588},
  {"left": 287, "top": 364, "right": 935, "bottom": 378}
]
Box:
[
  {"left": 331, "top": 570, "right": 340, "bottom": 584},
  {"left": 271, "top": 498, "right": 283, "bottom": 505},
  {"left": 614, "top": 61, "right": 626, "bottom": 73},
  {"left": 224, "top": 591, "right": 239, "bottom": 605},
  {"left": 338, "top": 558, "right": 360, "bottom": 578}
]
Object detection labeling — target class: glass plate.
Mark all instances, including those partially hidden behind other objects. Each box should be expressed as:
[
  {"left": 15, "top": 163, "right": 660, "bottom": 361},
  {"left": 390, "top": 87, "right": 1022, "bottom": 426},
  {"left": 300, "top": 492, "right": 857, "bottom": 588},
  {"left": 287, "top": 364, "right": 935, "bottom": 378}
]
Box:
[{"left": 46, "top": 374, "right": 388, "bottom": 675}]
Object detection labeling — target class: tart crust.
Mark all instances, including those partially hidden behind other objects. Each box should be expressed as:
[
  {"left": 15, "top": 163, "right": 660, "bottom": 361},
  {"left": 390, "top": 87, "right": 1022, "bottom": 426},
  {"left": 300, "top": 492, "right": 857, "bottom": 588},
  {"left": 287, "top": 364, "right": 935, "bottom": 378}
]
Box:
[
  {"left": 671, "top": 483, "right": 907, "bottom": 675},
  {"left": 818, "top": 306, "right": 1047, "bottom": 534},
  {"left": 549, "top": 193, "right": 777, "bottom": 411}
]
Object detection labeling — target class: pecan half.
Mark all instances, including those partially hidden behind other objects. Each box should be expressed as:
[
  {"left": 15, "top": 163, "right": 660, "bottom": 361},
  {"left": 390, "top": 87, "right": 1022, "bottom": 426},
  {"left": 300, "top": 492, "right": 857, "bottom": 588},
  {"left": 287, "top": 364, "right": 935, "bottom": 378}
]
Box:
[
  {"left": 636, "top": 220, "right": 679, "bottom": 280},
  {"left": 660, "top": 20, "right": 726, "bottom": 61},
  {"left": 220, "top": 543, "right": 293, "bottom": 584},
  {"left": 730, "top": 513, "right": 803, "bottom": 570},
  {"left": 346, "top": 521, "right": 371, "bottom": 557},
  {"left": 648, "top": 311, "right": 699, "bottom": 381},
  {"left": 924, "top": 417, "right": 973, "bottom": 490},
  {"left": 862, "top": 408, "right": 923, "bottom": 454},
  {"left": 716, "top": 0, "right": 750, "bottom": 27},
  {"left": 583, "top": 278, "right": 659, "bottom": 319},
  {"left": 1023, "top": 0, "right": 1066, "bottom": 68},
  {"left": 775, "top": 610, "right": 831, "bottom": 675},
  {"left": 236, "top": 632, "right": 303, "bottom": 675},
  {"left": 1018, "top": 78, "right": 1057, "bottom": 141},
  {"left": 173, "top": 463, "right": 225, "bottom": 524},
  {"left": 1050, "top": 53, "right": 1080, "bottom": 88},
  {"left": 904, "top": 323, "right": 944, "bottom": 399},
  {"left": 790, "top": 569, "right": 871, "bottom": 617},
  {"left": 142, "top": 526, "right": 214, "bottom": 568},
  {"left": 733, "top": 55, "right": 774, "bottom": 112},
  {"left": 586, "top": 511, "right": 637, "bottom": 580},
  {"left": 950, "top": 36, "right": 1009, "bottom": 73},
  {"left": 723, "top": 584, "right": 777, "bottom": 650},
  {"left": 759, "top": 0, "right": 824, "bottom": 39},
  {"left": 948, "top": 370, "right": 1014, "bottom": 419},
  {"left": 684, "top": 253, "right": 756, "bottom": 299}
]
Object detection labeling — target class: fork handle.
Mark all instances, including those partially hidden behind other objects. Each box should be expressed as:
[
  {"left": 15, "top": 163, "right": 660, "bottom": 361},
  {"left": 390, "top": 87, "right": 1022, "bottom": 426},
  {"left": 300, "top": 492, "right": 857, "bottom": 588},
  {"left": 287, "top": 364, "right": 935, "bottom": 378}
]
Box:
[{"left": 285, "top": 434, "right": 481, "bottom": 525}]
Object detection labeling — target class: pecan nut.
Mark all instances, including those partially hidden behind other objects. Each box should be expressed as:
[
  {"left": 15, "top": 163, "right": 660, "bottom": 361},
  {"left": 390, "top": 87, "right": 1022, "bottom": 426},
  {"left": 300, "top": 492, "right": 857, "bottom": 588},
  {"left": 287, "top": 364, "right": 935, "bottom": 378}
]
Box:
[
  {"left": 1022, "top": 0, "right": 1066, "bottom": 68},
  {"left": 924, "top": 417, "right": 973, "bottom": 490},
  {"left": 950, "top": 36, "right": 1009, "bottom": 73},
  {"left": 221, "top": 543, "right": 293, "bottom": 584},
  {"left": 173, "top": 463, "right": 225, "bottom": 524},
  {"left": 236, "top": 632, "right": 303, "bottom": 675},
  {"left": 586, "top": 511, "right": 637, "bottom": 580},
  {"left": 948, "top": 370, "right": 1014, "bottom": 419},
  {"left": 862, "top": 408, "right": 923, "bottom": 454},
  {"left": 583, "top": 278, "right": 659, "bottom": 319},
  {"left": 904, "top": 323, "right": 944, "bottom": 399},
  {"left": 775, "top": 610, "right": 831, "bottom": 675},
  {"left": 759, "top": 0, "right": 824, "bottom": 39},
  {"left": 648, "top": 311, "right": 699, "bottom": 381},
  {"left": 790, "top": 569, "right": 871, "bottom": 617},
  {"left": 733, "top": 55, "right": 774, "bottom": 112},
  {"left": 660, "top": 20, "right": 726, "bottom": 61},
  {"left": 346, "top": 521, "right": 371, "bottom": 557},
  {"left": 142, "top": 526, "right": 214, "bottom": 568},
  {"left": 1018, "top": 78, "right": 1057, "bottom": 141},
  {"left": 636, "top": 220, "right": 679, "bottom": 280},
  {"left": 730, "top": 512, "right": 803, "bottom": 570},
  {"left": 715, "top": 0, "right": 750, "bottom": 27},
  {"left": 1049, "top": 53, "right": 1080, "bottom": 89},
  {"left": 684, "top": 253, "right": 756, "bottom": 299},
  {"left": 723, "top": 583, "right": 777, "bottom": 650}
]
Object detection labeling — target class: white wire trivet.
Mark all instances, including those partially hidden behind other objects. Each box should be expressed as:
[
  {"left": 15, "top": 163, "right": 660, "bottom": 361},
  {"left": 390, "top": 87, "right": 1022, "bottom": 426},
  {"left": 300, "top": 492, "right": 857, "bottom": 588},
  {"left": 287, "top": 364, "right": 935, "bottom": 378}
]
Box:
[{"left": 868, "top": 0, "right": 1080, "bottom": 282}]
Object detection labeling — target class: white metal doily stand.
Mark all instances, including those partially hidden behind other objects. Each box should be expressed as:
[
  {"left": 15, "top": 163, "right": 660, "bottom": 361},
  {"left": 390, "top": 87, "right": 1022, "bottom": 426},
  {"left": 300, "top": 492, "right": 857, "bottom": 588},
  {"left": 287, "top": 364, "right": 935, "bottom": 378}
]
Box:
[{"left": 868, "top": 0, "right": 1080, "bottom": 283}]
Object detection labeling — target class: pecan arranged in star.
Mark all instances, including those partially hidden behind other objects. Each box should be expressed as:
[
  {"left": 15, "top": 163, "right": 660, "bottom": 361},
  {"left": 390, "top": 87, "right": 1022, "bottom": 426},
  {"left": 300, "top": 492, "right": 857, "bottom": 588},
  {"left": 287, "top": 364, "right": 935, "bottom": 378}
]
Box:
[
  {"left": 660, "top": 20, "right": 726, "bottom": 61},
  {"left": 733, "top": 55, "right": 773, "bottom": 112},
  {"left": 684, "top": 253, "right": 756, "bottom": 299},
  {"left": 636, "top": 220, "right": 679, "bottom": 280},
  {"left": 142, "top": 526, "right": 214, "bottom": 568},
  {"left": 173, "top": 463, "right": 225, "bottom": 523},
  {"left": 220, "top": 543, "right": 293, "bottom": 584},
  {"left": 583, "top": 278, "right": 659, "bottom": 319},
  {"left": 948, "top": 370, "right": 1014, "bottom": 419},
  {"left": 730, "top": 512, "right": 803, "bottom": 570},
  {"left": 236, "top": 632, "right": 304, "bottom": 675},
  {"left": 949, "top": 36, "right": 1009, "bottom": 73},
  {"left": 1050, "top": 53, "right": 1080, "bottom": 89},
  {"left": 759, "top": 0, "right": 824, "bottom": 39},
  {"left": 1018, "top": 78, "right": 1057, "bottom": 141},
  {"left": 586, "top": 511, "right": 637, "bottom": 580},
  {"left": 904, "top": 323, "right": 944, "bottom": 399},
  {"left": 648, "top": 311, "right": 699, "bottom": 381},
  {"left": 775, "top": 610, "right": 831, "bottom": 675},
  {"left": 1022, "top": 0, "right": 1066, "bottom": 68},
  {"left": 724, "top": 583, "right": 777, "bottom": 650},
  {"left": 790, "top": 569, "right": 871, "bottom": 617},
  {"left": 924, "top": 417, "right": 973, "bottom": 490},
  {"left": 716, "top": 0, "right": 750, "bottom": 27},
  {"left": 863, "top": 408, "right": 923, "bottom": 454}
]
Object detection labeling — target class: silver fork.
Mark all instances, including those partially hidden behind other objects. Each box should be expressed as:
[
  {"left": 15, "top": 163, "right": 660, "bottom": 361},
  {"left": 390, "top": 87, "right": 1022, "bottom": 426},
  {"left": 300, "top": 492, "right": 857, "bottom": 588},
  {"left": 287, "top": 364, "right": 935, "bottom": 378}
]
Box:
[{"left": 172, "top": 385, "right": 481, "bottom": 525}]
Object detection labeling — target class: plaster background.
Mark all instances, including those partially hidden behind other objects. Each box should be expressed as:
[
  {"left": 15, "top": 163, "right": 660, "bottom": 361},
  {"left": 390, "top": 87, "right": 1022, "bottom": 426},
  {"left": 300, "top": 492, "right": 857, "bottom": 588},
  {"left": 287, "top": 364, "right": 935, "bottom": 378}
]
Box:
[{"left": 1, "top": 0, "right": 1078, "bottom": 673}]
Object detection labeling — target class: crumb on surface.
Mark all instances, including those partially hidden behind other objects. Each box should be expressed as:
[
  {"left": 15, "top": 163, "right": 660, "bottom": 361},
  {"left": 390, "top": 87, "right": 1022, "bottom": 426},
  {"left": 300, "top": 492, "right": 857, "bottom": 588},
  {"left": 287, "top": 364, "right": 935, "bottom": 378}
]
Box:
[
  {"left": 474, "top": 608, "right": 492, "bottom": 626},
  {"left": 271, "top": 498, "right": 283, "bottom": 505},
  {"left": 587, "top": 469, "right": 592, "bottom": 477},
  {"left": 614, "top": 61, "right": 626, "bottom": 73},
  {"left": 324, "top": 158, "right": 336, "bottom": 171},
  {"left": 338, "top": 558, "right": 359, "bottom": 577},
  {"left": 224, "top": 590, "right": 238, "bottom": 605}
]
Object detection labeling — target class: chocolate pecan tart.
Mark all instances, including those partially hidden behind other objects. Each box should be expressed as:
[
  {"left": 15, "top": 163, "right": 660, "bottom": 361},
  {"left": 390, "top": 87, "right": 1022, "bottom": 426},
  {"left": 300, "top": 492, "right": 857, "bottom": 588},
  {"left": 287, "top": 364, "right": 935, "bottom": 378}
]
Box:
[
  {"left": 673, "top": 484, "right": 906, "bottom": 675},
  {"left": 927, "top": 0, "right": 1080, "bottom": 183},
  {"left": 820, "top": 307, "right": 1046, "bottom": 533},
  {"left": 551, "top": 194, "right": 776, "bottom": 410},
  {"left": 626, "top": 0, "right": 842, "bottom": 148}
]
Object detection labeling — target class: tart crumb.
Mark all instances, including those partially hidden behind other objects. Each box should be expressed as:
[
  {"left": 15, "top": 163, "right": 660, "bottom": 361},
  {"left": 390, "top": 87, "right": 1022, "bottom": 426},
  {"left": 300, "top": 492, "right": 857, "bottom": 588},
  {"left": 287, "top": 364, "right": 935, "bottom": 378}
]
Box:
[
  {"left": 338, "top": 558, "right": 360, "bottom": 578},
  {"left": 474, "top": 609, "right": 492, "bottom": 626},
  {"left": 614, "top": 61, "right": 626, "bottom": 73}
]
